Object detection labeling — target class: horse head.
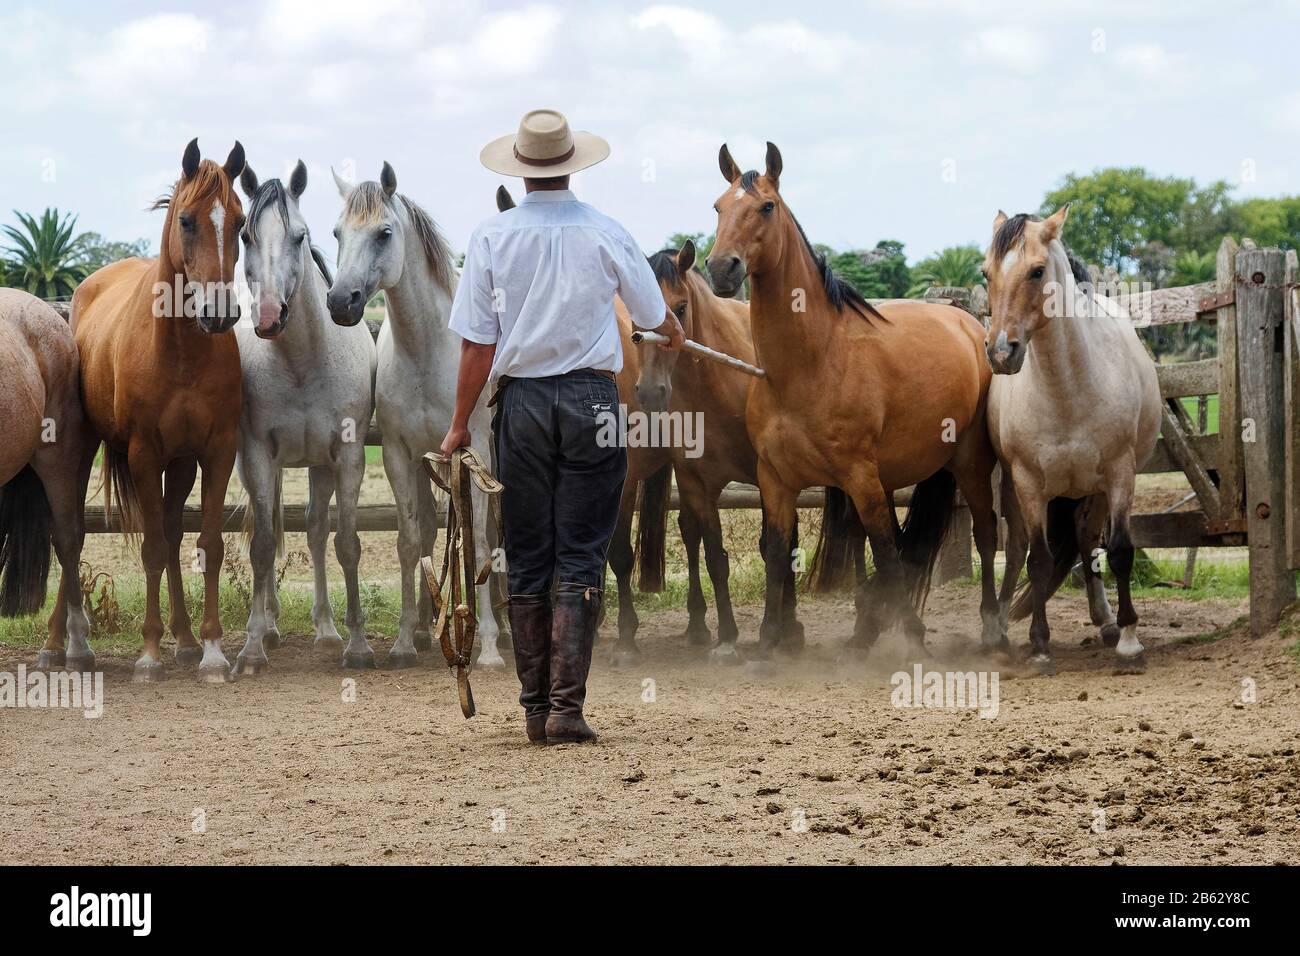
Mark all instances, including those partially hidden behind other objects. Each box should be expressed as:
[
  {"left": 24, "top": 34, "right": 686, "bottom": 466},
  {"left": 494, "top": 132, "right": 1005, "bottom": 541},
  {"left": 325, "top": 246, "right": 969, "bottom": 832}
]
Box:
[
  {"left": 706, "top": 142, "right": 786, "bottom": 299},
  {"left": 636, "top": 241, "right": 698, "bottom": 413},
  {"left": 326, "top": 162, "right": 409, "bottom": 326},
  {"left": 983, "top": 204, "right": 1072, "bottom": 374},
  {"left": 239, "top": 160, "right": 323, "bottom": 339}
]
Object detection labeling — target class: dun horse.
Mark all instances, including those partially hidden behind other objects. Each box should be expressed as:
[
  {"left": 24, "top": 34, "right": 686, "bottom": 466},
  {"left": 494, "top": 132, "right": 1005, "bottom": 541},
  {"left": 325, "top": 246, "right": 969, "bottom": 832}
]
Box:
[
  {"left": 706, "top": 143, "right": 1001, "bottom": 658},
  {"left": 234, "top": 161, "right": 377, "bottom": 674},
  {"left": 0, "top": 290, "right": 96, "bottom": 671},
  {"left": 73, "top": 139, "right": 247, "bottom": 682},
  {"left": 328, "top": 163, "right": 503, "bottom": 668},
  {"left": 983, "top": 207, "right": 1161, "bottom": 673}
]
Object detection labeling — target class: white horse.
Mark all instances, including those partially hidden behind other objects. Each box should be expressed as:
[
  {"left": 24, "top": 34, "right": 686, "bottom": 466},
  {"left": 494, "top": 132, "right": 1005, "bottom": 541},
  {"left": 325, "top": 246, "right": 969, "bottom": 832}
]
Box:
[
  {"left": 326, "top": 162, "right": 503, "bottom": 669},
  {"left": 983, "top": 205, "right": 1161, "bottom": 674},
  {"left": 233, "top": 161, "right": 378, "bottom": 674}
]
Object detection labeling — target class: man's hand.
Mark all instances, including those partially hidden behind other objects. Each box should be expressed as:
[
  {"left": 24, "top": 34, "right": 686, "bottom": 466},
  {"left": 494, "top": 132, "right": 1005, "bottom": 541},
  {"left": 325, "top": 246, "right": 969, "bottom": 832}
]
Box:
[
  {"left": 657, "top": 310, "right": 686, "bottom": 351},
  {"left": 440, "top": 424, "right": 472, "bottom": 457}
]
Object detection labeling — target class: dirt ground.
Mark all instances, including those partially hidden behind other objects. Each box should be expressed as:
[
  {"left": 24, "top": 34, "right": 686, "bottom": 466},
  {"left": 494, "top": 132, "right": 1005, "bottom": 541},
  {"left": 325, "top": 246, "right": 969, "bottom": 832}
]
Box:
[{"left": 2, "top": 584, "right": 1297, "bottom": 865}]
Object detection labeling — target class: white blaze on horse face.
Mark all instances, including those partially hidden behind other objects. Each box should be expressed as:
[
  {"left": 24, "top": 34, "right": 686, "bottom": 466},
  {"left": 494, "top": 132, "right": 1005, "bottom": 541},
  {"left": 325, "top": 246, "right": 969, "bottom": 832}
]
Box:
[
  {"left": 734, "top": 188, "right": 746, "bottom": 201},
  {"left": 1000, "top": 248, "right": 1019, "bottom": 275},
  {"left": 210, "top": 199, "right": 226, "bottom": 273}
]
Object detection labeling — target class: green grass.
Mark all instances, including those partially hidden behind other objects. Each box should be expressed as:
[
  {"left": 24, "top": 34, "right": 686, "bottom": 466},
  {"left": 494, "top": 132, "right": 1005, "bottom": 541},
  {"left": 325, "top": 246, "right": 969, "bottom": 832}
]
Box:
[{"left": 1178, "top": 393, "right": 1220, "bottom": 434}]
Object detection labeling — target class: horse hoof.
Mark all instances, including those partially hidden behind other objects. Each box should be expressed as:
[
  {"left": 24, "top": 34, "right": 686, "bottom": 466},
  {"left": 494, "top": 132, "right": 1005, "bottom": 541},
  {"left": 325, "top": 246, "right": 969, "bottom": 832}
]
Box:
[
  {"left": 709, "top": 643, "right": 742, "bottom": 666},
  {"left": 36, "top": 649, "right": 66, "bottom": 669},
  {"left": 609, "top": 643, "right": 641, "bottom": 668},
  {"left": 837, "top": 643, "right": 872, "bottom": 667},
  {"left": 133, "top": 660, "right": 166, "bottom": 683},
  {"left": 198, "top": 661, "right": 231, "bottom": 684},
  {"left": 980, "top": 636, "right": 1012, "bottom": 657},
  {"left": 779, "top": 624, "right": 806, "bottom": 654},
  {"left": 1029, "top": 653, "right": 1057, "bottom": 676},
  {"left": 175, "top": 645, "right": 202, "bottom": 666},
  {"left": 475, "top": 651, "right": 507, "bottom": 670},
  {"left": 263, "top": 630, "right": 282, "bottom": 650},
  {"left": 387, "top": 650, "right": 419, "bottom": 670},
  {"left": 342, "top": 648, "right": 376, "bottom": 669},
  {"left": 685, "top": 627, "right": 712, "bottom": 647},
  {"left": 413, "top": 635, "right": 432, "bottom": 652},
  {"left": 742, "top": 659, "right": 776, "bottom": 679},
  {"left": 1114, "top": 652, "right": 1147, "bottom": 675},
  {"left": 313, "top": 636, "right": 344, "bottom": 655},
  {"left": 1100, "top": 624, "right": 1121, "bottom": 647},
  {"left": 66, "top": 652, "right": 97, "bottom": 673},
  {"left": 234, "top": 653, "right": 269, "bottom": 676}
]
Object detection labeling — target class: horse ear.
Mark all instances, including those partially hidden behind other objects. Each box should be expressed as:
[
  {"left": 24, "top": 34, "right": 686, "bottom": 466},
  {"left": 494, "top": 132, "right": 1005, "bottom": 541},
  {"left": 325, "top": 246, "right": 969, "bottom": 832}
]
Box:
[
  {"left": 718, "top": 144, "right": 740, "bottom": 184},
  {"left": 1042, "top": 203, "right": 1071, "bottom": 240},
  {"left": 182, "top": 138, "right": 201, "bottom": 179},
  {"left": 380, "top": 161, "right": 397, "bottom": 198},
  {"left": 677, "top": 239, "right": 696, "bottom": 273},
  {"left": 496, "top": 185, "right": 516, "bottom": 212},
  {"left": 223, "top": 141, "right": 246, "bottom": 181},
  {"left": 240, "top": 165, "right": 259, "bottom": 199},
  {"left": 993, "top": 209, "right": 1008, "bottom": 233},
  {"left": 288, "top": 160, "right": 308, "bottom": 200},
  {"left": 764, "top": 142, "right": 782, "bottom": 189},
  {"left": 331, "top": 167, "right": 352, "bottom": 198}
]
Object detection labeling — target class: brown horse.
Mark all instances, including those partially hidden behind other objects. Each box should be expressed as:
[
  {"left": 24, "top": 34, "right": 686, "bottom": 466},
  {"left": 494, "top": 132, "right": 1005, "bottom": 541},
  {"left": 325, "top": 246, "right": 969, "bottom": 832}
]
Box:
[
  {"left": 633, "top": 240, "right": 782, "bottom": 662},
  {"left": 0, "top": 290, "right": 97, "bottom": 670},
  {"left": 71, "top": 138, "right": 246, "bottom": 682},
  {"left": 493, "top": 186, "right": 673, "bottom": 665},
  {"left": 705, "top": 143, "right": 1001, "bottom": 658}
]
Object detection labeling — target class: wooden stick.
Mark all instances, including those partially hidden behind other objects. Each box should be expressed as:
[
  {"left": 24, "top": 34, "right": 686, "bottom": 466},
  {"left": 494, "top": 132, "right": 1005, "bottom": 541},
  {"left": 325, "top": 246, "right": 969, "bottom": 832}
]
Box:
[{"left": 631, "top": 329, "right": 766, "bottom": 378}]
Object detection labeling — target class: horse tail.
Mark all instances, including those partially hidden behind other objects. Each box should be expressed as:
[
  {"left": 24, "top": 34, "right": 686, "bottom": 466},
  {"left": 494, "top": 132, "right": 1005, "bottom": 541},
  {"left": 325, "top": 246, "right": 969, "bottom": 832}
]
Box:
[
  {"left": 0, "top": 465, "right": 53, "bottom": 617},
  {"left": 634, "top": 464, "right": 673, "bottom": 593},
  {"left": 896, "top": 469, "right": 958, "bottom": 611},
  {"left": 103, "top": 445, "right": 141, "bottom": 540},
  {"left": 806, "top": 486, "right": 865, "bottom": 592},
  {"left": 1010, "top": 497, "right": 1079, "bottom": 621}
]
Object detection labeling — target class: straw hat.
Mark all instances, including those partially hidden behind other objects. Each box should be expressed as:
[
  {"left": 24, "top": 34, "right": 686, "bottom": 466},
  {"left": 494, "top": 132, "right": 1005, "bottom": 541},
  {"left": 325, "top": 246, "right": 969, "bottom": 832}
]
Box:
[{"left": 480, "top": 109, "right": 610, "bottom": 178}]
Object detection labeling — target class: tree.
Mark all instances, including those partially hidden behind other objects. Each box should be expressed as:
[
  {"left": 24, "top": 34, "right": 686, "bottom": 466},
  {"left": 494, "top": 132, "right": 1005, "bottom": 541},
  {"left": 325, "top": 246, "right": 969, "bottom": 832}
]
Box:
[
  {"left": 1226, "top": 196, "right": 1300, "bottom": 250},
  {"left": 907, "top": 245, "right": 984, "bottom": 297},
  {"left": 663, "top": 231, "right": 714, "bottom": 265},
  {"left": 831, "top": 240, "right": 910, "bottom": 299},
  {"left": 2, "top": 208, "right": 90, "bottom": 299},
  {"left": 79, "top": 233, "right": 151, "bottom": 273},
  {"left": 1169, "top": 250, "right": 1215, "bottom": 286}
]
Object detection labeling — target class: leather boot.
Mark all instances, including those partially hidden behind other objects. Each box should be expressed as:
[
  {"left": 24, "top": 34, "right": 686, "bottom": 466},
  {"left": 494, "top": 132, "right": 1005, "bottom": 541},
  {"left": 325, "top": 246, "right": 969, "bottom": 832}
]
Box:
[
  {"left": 546, "top": 584, "right": 600, "bottom": 743},
  {"left": 507, "top": 594, "right": 551, "bottom": 744}
]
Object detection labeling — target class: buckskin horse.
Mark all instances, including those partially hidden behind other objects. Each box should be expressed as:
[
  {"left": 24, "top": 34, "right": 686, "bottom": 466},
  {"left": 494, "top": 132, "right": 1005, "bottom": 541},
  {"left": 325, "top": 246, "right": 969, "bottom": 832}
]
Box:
[
  {"left": 72, "top": 138, "right": 246, "bottom": 682},
  {"left": 983, "top": 207, "right": 1160, "bottom": 674},
  {"left": 705, "top": 143, "right": 1000, "bottom": 659},
  {"left": 0, "top": 289, "right": 96, "bottom": 671}
]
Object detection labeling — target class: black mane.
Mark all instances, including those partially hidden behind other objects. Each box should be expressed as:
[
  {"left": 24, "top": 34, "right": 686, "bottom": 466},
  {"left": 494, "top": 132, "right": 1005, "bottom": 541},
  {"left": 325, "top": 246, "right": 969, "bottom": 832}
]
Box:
[
  {"left": 247, "top": 178, "right": 332, "bottom": 284},
  {"left": 992, "top": 212, "right": 1090, "bottom": 285},
  {"left": 648, "top": 248, "right": 683, "bottom": 285}
]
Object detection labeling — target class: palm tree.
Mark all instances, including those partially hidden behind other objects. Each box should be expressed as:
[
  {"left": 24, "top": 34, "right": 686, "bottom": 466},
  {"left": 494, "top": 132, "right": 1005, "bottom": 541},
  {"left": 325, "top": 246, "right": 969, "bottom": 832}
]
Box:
[
  {"left": 2, "top": 208, "right": 90, "bottom": 299},
  {"left": 1169, "top": 250, "right": 1215, "bottom": 287},
  {"left": 908, "top": 245, "right": 985, "bottom": 297}
]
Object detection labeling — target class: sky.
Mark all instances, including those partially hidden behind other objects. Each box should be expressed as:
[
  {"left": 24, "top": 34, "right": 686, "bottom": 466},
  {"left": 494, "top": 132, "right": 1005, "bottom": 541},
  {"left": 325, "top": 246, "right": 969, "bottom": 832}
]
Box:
[{"left": 3, "top": 0, "right": 1300, "bottom": 265}]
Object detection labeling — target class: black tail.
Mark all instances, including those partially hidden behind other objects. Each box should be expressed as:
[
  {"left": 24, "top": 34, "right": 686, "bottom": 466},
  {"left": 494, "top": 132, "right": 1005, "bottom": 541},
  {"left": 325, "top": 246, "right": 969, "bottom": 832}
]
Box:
[
  {"left": 0, "top": 466, "right": 53, "bottom": 617},
  {"left": 1010, "top": 496, "right": 1080, "bottom": 621},
  {"left": 806, "top": 486, "right": 866, "bottom": 592},
  {"left": 103, "top": 445, "right": 142, "bottom": 538},
  {"left": 896, "top": 469, "right": 958, "bottom": 610},
  {"left": 634, "top": 464, "right": 673, "bottom": 593}
]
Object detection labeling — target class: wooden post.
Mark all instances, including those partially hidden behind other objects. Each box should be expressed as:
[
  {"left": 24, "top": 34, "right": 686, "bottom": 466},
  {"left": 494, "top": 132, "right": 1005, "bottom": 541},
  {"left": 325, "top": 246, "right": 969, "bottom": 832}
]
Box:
[
  {"left": 1284, "top": 249, "right": 1300, "bottom": 569},
  {"left": 1236, "top": 242, "right": 1296, "bottom": 635},
  {"left": 1215, "top": 237, "right": 1244, "bottom": 524}
]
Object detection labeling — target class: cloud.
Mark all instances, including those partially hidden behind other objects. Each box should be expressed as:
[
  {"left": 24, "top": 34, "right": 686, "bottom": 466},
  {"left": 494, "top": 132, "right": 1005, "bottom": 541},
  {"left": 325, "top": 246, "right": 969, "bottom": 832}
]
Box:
[
  {"left": 260, "top": 0, "right": 439, "bottom": 52},
  {"left": 961, "top": 27, "right": 1049, "bottom": 74},
  {"left": 423, "top": 5, "right": 562, "bottom": 77},
  {"left": 72, "top": 14, "right": 214, "bottom": 98}
]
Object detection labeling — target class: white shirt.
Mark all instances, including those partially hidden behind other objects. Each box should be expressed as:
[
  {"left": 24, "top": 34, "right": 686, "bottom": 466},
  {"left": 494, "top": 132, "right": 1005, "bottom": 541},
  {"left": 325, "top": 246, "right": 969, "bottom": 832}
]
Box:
[{"left": 448, "top": 189, "right": 667, "bottom": 381}]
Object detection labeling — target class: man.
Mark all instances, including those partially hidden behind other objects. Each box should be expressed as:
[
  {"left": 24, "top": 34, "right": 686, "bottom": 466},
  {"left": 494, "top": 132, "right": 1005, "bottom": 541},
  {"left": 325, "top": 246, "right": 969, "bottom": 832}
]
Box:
[{"left": 440, "top": 109, "right": 684, "bottom": 745}]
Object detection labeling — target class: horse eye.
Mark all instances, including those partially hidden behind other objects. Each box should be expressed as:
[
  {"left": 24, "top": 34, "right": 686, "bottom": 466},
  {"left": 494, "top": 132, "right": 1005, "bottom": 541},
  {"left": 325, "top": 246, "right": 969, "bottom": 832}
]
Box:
[
  {"left": 378, "top": 227, "right": 392, "bottom": 242},
  {"left": 240, "top": 231, "right": 250, "bottom": 245},
  {"left": 713, "top": 203, "right": 720, "bottom": 213},
  {"left": 674, "top": 304, "right": 687, "bottom": 318},
  {"left": 179, "top": 213, "right": 195, "bottom": 232},
  {"left": 980, "top": 268, "right": 989, "bottom": 280},
  {"left": 761, "top": 201, "right": 775, "bottom": 214},
  {"left": 1030, "top": 266, "right": 1045, "bottom": 280}
]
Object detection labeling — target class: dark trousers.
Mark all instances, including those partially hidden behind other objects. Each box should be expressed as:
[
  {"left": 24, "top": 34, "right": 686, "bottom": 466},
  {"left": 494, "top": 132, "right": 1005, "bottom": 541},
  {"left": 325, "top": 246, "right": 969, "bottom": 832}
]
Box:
[{"left": 493, "top": 369, "right": 627, "bottom": 597}]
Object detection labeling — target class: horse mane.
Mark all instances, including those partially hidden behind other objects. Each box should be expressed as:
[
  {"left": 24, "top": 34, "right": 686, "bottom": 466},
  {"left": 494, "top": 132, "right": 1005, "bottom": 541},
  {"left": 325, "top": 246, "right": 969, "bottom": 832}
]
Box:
[
  {"left": 150, "top": 159, "right": 233, "bottom": 212},
  {"left": 648, "top": 248, "right": 685, "bottom": 286},
  {"left": 343, "top": 181, "right": 454, "bottom": 294},
  {"left": 738, "top": 169, "right": 884, "bottom": 322},
  {"left": 992, "top": 212, "right": 1091, "bottom": 285},
  {"left": 246, "top": 177, "right": 333, "bottom": 284}
]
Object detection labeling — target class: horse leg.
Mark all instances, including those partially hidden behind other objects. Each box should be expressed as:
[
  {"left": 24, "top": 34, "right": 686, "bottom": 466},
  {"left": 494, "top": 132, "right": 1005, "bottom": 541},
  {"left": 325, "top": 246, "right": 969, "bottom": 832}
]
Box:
[
  {"left": 755, "top": 461, "right": 798, "bottom": 660},
  {"left": 163, "top": 457, "right": 200, "bottom": 666},
  {"left": 1104, "top": 467, "right": 1145, "bottom": 673},
  {"left": 678, "top": 495, "right": 710, "bottom": 646},
  {"left": 335, "top": 449, "right": 374, "bottom": 670},
  {"left": 701, "top": 491, "right": 739, "bottom": 649},
  {"left": 382, "top": 443, "right": 422, "bottom": 669},
  {"left": 779, "top": 512, "right": 806, "bottom": 652},
  {"left": 1014, "top": 483, "right": 1055, "bottom": 675},
  {"left": 33, "top": 439, "right": 92, "bottom": 671},
  {"left": 606, "top": 490, "right": 639, "bottom": 665},
  {"left": 996, "top": 470, "right": 1028, "bottom": 646},
  {"left": 1075, "top": 493, "right": 1119, "bottom": 647},
  {"left": 415, "top": 465, "right": 439, "bottom": 653},
  {"left": 235, "top": 447, "right": 276, "bottom": 676},
  {"left": 129, "top": 450, "right": 168, "bottom": 682},
  {"left": 845, "top": 466, "right": 918, "bottom": 657},
  {"left": 305, "top": 465, "right": 343, "bottom": 654},
  {"left": 194, "top": 450, "right": 234, "bottom": 683},
  {"left": 471, "top": 479, "right": 504, "bottom": 669},
  {"left": 950, "top": 453, "right": 1003, "bottom": 652}
]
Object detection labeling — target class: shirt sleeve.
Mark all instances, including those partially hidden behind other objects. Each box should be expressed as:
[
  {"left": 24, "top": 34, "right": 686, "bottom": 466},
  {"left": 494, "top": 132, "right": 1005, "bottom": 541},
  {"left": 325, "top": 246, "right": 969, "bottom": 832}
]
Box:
[
  {"left": 611, "top": 233, "right": 668, "bottom": 332},
  {"left": 447, "top": 227, "right": 499, "bottom": 345}
]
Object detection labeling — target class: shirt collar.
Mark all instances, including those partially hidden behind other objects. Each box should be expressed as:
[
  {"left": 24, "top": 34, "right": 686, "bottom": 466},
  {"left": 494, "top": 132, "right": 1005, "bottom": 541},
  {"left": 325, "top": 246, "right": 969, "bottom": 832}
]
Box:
[{"left": 520, "top": 189, "right": 577, "bottom": 204}]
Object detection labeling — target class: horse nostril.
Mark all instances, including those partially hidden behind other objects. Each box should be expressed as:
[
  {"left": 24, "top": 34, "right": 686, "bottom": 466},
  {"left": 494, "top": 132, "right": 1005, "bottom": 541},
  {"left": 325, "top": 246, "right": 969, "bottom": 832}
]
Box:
[
  {"left": 348, "top": 289, "right": 363, "bottom": 307},
  {"left": 730, "top": 256, "right": 740, "bottom": 269},
  {"left": 278, "top": 302, "right": 289, "bottom": 322}
]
